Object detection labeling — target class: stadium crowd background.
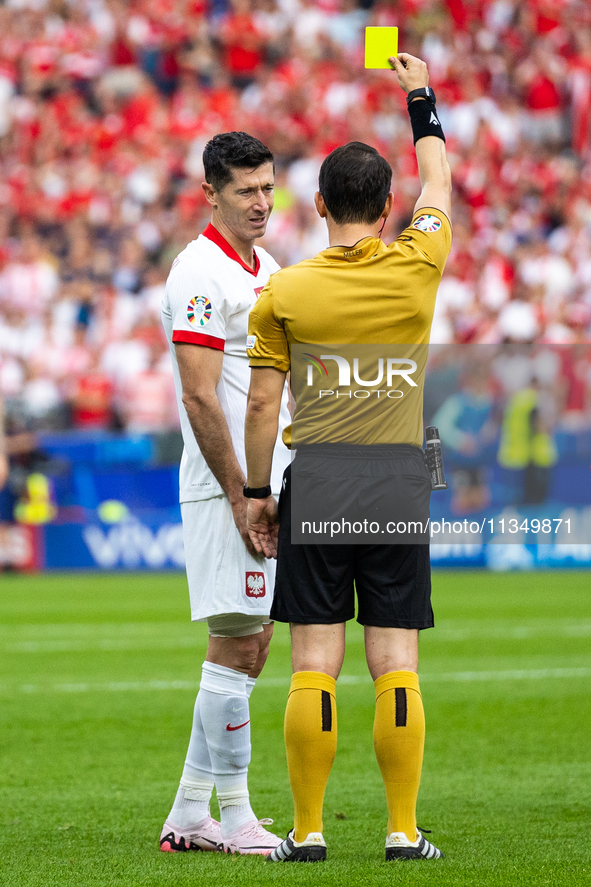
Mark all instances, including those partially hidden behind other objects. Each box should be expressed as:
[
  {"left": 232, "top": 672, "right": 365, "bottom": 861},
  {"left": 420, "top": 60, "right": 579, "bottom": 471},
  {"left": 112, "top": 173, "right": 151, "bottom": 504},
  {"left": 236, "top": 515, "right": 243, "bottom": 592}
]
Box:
[{"left": 1, "top": 0, "right": 591, "bottom": 436}]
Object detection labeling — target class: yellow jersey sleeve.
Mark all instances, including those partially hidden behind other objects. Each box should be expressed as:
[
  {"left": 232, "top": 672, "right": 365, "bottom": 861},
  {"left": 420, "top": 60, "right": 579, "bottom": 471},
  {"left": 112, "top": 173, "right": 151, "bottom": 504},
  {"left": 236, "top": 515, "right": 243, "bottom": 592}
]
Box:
[
  {"left": 248, "top": 279, "right": 291, "bottom": 372},
  {"left": 394, "top": 208, "right": 452, "bottom": 274}
]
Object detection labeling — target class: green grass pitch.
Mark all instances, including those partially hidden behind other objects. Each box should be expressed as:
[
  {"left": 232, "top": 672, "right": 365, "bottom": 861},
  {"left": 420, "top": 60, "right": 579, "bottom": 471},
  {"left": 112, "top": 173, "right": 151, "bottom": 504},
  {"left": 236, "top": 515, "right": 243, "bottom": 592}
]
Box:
[{"left": 0, "top": 570, "right": 590, "bottom": 887}]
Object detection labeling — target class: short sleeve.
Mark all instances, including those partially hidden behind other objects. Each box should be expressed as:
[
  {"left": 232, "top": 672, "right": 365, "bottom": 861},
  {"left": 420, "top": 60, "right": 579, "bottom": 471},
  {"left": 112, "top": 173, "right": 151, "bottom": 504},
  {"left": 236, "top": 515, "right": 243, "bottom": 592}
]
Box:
[
  {"left": 393, "top": 208, "right": 452, "bottom": 274},
  {"left": 167, "top": 254, "right": 228, "bottom": 351},
  {"left": 247, "top": 280, "right": 290, "bottom": 372}
]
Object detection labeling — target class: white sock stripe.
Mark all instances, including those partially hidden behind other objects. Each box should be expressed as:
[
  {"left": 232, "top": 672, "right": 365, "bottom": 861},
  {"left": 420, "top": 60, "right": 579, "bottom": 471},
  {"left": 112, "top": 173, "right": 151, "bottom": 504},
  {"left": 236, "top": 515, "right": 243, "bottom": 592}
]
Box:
[
  {"left": 202, "top": 661, "right": 245, "bottom": 678},
  {"left": 201, "top": 662, "right": 248, "bottom": 696},
  {"left": 179, "top": 774, "right": 213, "bottom": 791},
  {"left": 179, "top": 771, "right": 214, "bottom": 802},
  {"left": 178, "top": 786, "right": 213, "bottom": 802},
  {"left": 217, "top": 790, "right": 250, "bottom": 807}
]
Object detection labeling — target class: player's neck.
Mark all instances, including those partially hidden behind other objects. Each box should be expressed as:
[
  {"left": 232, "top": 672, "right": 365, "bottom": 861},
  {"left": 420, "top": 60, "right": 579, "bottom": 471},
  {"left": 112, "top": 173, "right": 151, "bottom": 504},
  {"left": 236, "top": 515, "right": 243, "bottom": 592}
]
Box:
[
  {"left": 326, "top": 219, "right": 382, "bottom": 248},
  {"left": 210, "top": 216, "right": 257, "bottom": 270}
]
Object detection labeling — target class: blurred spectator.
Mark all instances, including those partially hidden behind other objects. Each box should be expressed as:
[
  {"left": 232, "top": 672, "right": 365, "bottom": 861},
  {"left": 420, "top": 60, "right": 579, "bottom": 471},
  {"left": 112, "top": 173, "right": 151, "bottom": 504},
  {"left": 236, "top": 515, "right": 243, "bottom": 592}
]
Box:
[
  {"left": 0, "top": 0, "right": 591, "bottom": 438},
  {"left": 433, "top": 361, "right": 498, "bottom": 514},
  {"left": 219, "top": 0, "right": 266, "bottom": 89},
  {"left": 21, "top": 358, "right": 64, "bottom": 429},
  {"left": 118, "top": 345, "right": 177, "bottom": 433},
  {"left": 497, "top": 376, "right": 559, "bottom": 505},
  {"left": 558, "top": 343, "right": 591, "bottom": 429},
  {"left": 0, "top": 237, "right": 59, "bottom": 314},
  {"left": 70, "top": 353, "right": 114, "bottom": 430}
]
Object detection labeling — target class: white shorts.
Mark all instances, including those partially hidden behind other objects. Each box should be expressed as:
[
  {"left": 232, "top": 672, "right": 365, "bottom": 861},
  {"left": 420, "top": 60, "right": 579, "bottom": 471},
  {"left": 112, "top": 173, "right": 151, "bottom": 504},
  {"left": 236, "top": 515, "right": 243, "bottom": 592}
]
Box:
[{"left": 181, "top": 497, "right": 277, "bottom": 622}]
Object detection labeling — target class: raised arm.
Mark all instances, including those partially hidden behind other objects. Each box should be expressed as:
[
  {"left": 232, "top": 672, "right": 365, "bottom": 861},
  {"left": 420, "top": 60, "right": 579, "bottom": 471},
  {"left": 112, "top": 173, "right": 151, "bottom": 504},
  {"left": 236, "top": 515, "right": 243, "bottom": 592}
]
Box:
[{"left": 389, "top": 53, "right": 452, "bottom": 220}]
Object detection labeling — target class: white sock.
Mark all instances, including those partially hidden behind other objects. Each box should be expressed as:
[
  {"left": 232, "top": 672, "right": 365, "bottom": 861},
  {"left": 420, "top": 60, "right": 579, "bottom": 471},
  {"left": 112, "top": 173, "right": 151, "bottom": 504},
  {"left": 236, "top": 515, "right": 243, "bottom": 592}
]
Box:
[
  {"left": 168, "top": 783, "right": 211, "bottom": 829},
  {"left": 169, "top": 691, "right": 214, "bottom": 827},
  {"left": 200, "top": 661, "right": 256, "bottom": 838},
  {"left": 246, "top": 676, "right": 256, "bottom": 698}
]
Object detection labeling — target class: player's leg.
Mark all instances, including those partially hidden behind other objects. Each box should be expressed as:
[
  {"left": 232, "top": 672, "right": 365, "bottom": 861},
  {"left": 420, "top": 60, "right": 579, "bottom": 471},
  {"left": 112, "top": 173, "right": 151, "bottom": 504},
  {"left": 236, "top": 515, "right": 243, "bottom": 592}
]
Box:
[
  {"left": 161, "top": 617, "right": 276, "bottom": 854},
  {"left": 357, "top": 543, "right": 443, "bottom": 861},
  {"left": 196, "top": 492, "right": 282, "bottom": 855},
  {"left": 160, "top": 500, "right": 221, "bottom": 853},
  {"left": 161, "top": 497, "right": 278, "bottom": 855},
  {"left": 201, "top": 617, "right": 282, "bottom": 854},
  {"left": 160, "top": 686, "right": 221, "bottom": 852},
  {"left": 162, "top": 617, "right": 264, "bottom": 853}
]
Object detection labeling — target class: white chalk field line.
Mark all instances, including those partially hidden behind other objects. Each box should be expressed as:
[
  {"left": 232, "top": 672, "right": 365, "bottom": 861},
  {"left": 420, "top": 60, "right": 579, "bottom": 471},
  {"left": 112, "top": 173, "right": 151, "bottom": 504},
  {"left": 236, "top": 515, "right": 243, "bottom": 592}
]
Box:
[
  {"left": 1, "top": 667, "right": 590, "bottom": 697},
  {"left": 1, "top": 620, "right": 591, "bottom": 653}
]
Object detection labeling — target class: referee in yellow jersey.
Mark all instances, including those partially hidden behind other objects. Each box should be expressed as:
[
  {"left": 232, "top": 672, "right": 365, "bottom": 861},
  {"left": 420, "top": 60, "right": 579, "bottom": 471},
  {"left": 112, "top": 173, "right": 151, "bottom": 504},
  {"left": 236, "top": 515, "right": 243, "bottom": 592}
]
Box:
[{"left": 244, "top": 53, "right": 452, "bottom": 863}]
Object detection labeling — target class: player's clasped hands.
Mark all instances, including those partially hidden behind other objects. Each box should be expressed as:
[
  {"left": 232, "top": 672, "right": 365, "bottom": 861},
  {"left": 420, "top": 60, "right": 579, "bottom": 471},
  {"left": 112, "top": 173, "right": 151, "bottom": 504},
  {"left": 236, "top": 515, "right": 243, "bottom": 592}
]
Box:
[
  {"left": 230, "top": 496, "right": 260, "bottom": 556},
  {"left": 389, "top": 53, "right": 429, "bottom": 95},
  {"left": 246, "top": 498, "right": 279, "bottom": 559}
]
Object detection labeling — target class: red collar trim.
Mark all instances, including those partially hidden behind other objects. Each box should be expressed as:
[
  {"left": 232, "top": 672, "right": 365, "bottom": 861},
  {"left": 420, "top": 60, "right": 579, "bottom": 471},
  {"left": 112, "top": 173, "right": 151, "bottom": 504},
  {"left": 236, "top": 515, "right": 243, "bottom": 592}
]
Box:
[{"left": 202, "top": 223, "right": 260, "bottom": 276}]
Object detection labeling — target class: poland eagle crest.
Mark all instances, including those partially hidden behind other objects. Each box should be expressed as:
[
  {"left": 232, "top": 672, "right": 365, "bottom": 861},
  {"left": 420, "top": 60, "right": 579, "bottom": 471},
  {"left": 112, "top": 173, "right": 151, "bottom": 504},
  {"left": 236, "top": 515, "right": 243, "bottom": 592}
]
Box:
[{"left": 245, "top": 572, "right": 266, "bottom": 598}]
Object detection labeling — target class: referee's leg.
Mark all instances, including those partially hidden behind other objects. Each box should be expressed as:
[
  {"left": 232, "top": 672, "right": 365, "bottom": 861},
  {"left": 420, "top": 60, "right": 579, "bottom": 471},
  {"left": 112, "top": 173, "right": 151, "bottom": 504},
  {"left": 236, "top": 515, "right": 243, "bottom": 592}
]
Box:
[
  {"left": 284, "top": 624, "right": 345, "bottom": 843},
  {"left": 366, "top": 626, "right": 424, "bottom": 843}
]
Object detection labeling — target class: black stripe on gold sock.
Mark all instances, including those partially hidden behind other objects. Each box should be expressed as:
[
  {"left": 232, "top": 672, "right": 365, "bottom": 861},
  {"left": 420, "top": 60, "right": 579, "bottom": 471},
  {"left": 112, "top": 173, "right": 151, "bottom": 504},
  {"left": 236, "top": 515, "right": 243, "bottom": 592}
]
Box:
[
  {"left": 395, "top": 687, "right": 407, "bottom": 727},
  {"left": 321, "top": 690, "right": 332, "bottom": 732}
]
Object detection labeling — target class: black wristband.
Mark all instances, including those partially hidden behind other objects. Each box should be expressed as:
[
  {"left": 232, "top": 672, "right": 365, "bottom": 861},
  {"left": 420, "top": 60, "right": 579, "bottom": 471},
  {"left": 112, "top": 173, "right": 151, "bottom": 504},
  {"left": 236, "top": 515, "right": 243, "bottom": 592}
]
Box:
[
  {"left": 408, "top": 99, "right": 445, "bottom": 145},
  {"left": 406, "top": 86, "right": 436, "bottom": 106},
  {"left": 243, "top": 483, "right": 272, "bottom": 499}
]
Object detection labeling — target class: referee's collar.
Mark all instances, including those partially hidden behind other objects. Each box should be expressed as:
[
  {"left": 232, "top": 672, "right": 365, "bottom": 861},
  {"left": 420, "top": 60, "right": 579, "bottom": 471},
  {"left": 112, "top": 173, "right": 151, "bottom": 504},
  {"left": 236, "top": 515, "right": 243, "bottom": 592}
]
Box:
[{"left": 324, "top": 236, "right": 381, "bottom": 263}]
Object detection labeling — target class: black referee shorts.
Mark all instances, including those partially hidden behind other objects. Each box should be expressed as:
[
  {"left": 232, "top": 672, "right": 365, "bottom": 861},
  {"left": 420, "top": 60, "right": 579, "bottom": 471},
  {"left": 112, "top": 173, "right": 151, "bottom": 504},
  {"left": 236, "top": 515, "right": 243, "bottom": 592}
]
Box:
[{"left": 271, "top": 454, "right": 434, "bottom": 629}]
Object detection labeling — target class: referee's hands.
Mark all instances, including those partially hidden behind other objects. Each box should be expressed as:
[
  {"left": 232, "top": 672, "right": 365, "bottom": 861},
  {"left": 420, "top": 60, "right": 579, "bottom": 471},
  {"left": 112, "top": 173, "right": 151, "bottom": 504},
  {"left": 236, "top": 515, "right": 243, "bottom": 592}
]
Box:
[
  {"left": 246, "top": 497, "right": 279, "bottom": 559},
  {"left": 389, "top": 53, "right": 429, "bottom": 95}
]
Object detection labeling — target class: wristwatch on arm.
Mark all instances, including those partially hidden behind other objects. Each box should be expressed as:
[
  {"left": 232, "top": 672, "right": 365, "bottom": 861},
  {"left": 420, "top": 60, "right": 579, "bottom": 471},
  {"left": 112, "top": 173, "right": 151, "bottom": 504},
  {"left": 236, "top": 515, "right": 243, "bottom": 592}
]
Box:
[{"left": 243, "top": 484, "right": 272, "bottom": 499}]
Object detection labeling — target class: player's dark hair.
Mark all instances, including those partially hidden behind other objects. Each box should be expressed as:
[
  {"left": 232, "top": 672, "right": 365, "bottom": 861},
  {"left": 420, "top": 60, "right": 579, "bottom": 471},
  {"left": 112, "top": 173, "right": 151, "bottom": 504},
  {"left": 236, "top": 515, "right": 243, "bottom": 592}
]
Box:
[
  {"left": 318, "top": 142, "right": 392, "bottom": 225},
  {"left": 203, "top": 132, "right": 274, "bottom": 191}
]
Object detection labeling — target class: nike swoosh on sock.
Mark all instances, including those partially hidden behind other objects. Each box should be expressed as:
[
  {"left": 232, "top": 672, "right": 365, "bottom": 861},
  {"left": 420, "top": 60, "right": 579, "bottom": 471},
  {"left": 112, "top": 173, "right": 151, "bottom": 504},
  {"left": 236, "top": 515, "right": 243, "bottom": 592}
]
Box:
[{"left": 226, "top": 720, "right": 250, "bottom": 731}]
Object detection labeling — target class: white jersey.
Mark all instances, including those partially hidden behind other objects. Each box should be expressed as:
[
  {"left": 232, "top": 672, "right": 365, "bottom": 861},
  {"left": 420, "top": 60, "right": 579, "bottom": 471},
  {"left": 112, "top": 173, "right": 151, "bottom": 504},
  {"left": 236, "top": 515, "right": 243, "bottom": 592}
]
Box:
[{"left": 162, "top": 223, "right": 291, "bottom": 503}]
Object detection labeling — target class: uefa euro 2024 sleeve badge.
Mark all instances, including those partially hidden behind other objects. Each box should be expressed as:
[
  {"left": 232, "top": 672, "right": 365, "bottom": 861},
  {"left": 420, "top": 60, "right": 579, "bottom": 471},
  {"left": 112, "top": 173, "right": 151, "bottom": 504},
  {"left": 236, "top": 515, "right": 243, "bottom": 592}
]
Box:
[
  {"left": 187, "top": 295, "right": 212, "bottom": 326},
  {"left": 412, "top": 214, "right": 442, "bottom": 233}
]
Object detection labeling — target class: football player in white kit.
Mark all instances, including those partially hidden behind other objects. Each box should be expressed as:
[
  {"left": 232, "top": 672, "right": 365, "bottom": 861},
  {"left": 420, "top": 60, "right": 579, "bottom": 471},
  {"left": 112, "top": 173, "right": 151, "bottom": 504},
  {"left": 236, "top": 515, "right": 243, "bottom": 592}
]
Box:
[{"left": 160, "top": 132, "right": 290, "bottom": 856}]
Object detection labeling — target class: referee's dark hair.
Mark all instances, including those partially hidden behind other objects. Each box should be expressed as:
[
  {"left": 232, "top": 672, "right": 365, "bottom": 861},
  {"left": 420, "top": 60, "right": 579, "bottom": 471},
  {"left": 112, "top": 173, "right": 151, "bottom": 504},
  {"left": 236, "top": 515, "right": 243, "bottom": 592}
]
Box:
[
  {"left": 319, "top": 142, "right": 392, "bottom": 225},
  {"left": 203, "top": 132, "right": 275, "bottom": 191}
]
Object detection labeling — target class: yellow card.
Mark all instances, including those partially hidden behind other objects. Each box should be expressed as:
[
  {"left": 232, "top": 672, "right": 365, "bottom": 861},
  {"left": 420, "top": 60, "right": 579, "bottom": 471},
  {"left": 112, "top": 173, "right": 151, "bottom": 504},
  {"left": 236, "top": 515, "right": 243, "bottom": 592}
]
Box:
[{"left": 364, "top": 27, "right": 398, "bottom": 69}]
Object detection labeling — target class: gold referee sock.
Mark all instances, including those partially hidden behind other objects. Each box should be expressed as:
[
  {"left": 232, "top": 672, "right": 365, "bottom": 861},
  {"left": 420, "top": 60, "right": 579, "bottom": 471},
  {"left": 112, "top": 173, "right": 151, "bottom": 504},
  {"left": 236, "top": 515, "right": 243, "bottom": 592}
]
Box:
[
  {"left": 284, "top": 671, "right": 337, "bottom": 842},
  {"left": 373, "top": 670, "right": 425, "bottom": 841}
]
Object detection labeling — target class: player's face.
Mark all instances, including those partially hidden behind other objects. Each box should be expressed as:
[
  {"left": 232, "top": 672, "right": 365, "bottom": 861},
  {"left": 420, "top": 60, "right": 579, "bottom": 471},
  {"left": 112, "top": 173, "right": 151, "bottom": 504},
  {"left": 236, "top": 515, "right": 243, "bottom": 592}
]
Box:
[{"left": 215, "top": 163, "right": 275, "bottom": 243}]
